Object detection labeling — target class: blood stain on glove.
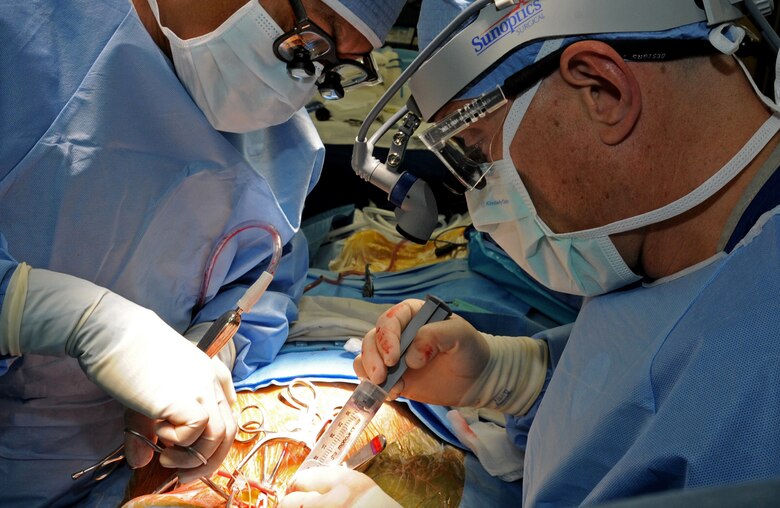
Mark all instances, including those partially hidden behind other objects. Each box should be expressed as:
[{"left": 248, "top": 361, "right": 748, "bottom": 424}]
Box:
[{"left": 376, "top": 329, "right": 392, "bottom": 356}]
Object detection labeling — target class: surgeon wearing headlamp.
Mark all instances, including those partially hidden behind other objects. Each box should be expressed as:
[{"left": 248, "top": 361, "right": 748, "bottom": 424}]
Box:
[
  {"left": 0, "top": 0, "right": 405, "bottom": 506},
  {"left": 284, "top": 0, "right": 780, "bottom": 506}
]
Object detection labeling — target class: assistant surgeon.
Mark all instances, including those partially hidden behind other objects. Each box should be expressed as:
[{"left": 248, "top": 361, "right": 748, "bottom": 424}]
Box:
[{"left": 0, "top": 0, "right": 405, "bottom": 506}]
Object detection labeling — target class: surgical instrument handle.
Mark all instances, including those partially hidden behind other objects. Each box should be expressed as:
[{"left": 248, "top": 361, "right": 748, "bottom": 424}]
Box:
[
  {"left": 196, "top": 309, "right": 241, "bottom": 358},
  {"left": 379, "top": 295, "right": 452, "bottom": 392},
  {"left": 294, "top": 296, "right": 452, "bottom": 475},
  {"left": 196, "top": 268, "right": 273, "bottom": 357},
  {"left": 196, "top": 223, "right": 279, "bottom": 357}
]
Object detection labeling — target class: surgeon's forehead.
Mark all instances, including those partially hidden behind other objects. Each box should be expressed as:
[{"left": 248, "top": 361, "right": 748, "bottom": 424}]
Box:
[{"left": 313, "top": 1, "right": 373, "bottom": 58}]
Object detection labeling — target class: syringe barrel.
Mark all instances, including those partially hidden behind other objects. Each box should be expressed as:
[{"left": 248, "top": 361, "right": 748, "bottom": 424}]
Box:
[{"left": 296, "top": 380, "right": 387, "bottom": 473}]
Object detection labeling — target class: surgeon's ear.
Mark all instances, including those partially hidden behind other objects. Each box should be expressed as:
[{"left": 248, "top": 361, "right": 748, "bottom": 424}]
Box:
[{"left": 558, "top": 41, "right": 641, "bottom": 146}]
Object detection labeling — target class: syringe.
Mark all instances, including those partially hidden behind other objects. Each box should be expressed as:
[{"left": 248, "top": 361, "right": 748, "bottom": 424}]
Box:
[{"left": 295, "top": 295, "right": 452, "bottom": 474}]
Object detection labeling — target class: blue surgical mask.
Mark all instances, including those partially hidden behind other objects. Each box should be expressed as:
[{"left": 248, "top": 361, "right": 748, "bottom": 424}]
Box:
[
  {"left": 146, "top": 0, "right": 320, "bottom": 133},
  {"left": 466, "top": 31, "right": 780, "bottom": 296}
]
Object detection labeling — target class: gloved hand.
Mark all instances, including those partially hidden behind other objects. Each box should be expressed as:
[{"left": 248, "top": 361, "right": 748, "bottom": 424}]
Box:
[
  {"left": 0, "top": 264, "right": 237, "bottom": 482},
  {"left": 280, "top": 466, "right": 400, "bottom": 508},
  {"left": 354, "top": 299, "right": 548, "bottom": 415},
  {"left": 184, "top": 321, "right": 237, "bottom": 371}
]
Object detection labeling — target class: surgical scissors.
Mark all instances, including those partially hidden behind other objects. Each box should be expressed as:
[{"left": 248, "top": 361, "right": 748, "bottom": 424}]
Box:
[
  {"left": 70, "top": 309, "right": 249, "bottom": 483},
  {"left": 70, "top": 428, "right": 208, "bottom": 482}
]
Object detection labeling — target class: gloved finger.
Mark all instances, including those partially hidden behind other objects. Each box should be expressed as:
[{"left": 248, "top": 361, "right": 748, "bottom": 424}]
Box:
[
  {"left": 278, "top": 490, "right": 327, "bottom": 508},
  {"left": 155, "top": 400, "right": 210, "bottom": 447},
  {"left": 285, "top": 466, "right": 377, "bottom": 505},
  {"left": 295, "top": 465, "right": 376, "bottom": 492},
  {"left": 359, "top": 328, "right": 387, "bottom": 385},
  {"left": 386, "top": 376, "right": 404, "bottom": 401},
  {"left": 159, "top": 393, "right": 227, "bottom": 471},
  {"left": 285, "top": 465, "right": 346, "bottom": 494},
  {"left": 402, "top": 323, "right": 453, "bottom": 370},
  {"left": 373, "top": 299, "right": 425, "bottom": 367},
  {"left": 124, "top": 410, "right": 157, "bottom": 469},
  {"left": 353, "top": 353, "right": 368, "bottom": 379},
  {"left": 176, "top": 386, "right": 236, "bottom": 483},
  {"left": 211, "top": 357, "right": 237, "bottom": 407}
]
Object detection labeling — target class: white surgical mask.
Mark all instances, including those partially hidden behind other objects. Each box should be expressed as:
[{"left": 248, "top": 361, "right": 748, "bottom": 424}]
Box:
[
  {"left": 146, "top": 0, "right": 320, "bottom": 133},
  {"left": 466, "top": 30, "right": 780, "bottom": 296}
]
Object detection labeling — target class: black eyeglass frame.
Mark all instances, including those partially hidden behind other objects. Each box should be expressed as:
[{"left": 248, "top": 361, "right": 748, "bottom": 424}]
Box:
[{"left": 272, "top": 0, "right": 381, "bottom": 100}]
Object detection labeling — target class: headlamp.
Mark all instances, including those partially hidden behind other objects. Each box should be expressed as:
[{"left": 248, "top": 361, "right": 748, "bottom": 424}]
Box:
[{"left": 351, "top": 0, "right": 776, "bottom": 242}]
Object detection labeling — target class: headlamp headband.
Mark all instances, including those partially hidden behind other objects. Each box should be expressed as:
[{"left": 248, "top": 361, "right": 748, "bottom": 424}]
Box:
[{"left": 409, "top": 0, "right": 744, "bottom": 121}]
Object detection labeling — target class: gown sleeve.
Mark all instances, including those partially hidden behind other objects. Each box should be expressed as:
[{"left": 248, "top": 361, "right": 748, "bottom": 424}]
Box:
[
  {"left": 186, "top": 231, "right": 310, "bottom": 381},
  {"left": 505, "top": 322, "right": 573, "bottom": 450},
  {"left": 0, "top": 234, "right": 19, "bottom": 374}
]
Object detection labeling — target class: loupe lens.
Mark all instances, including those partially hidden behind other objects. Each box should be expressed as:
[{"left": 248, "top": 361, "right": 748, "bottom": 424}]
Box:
[
  {"left": 438, "top": 137, "right": 492, "bottom": 190},
  {"left": 318, "top": 71, "right": 345, "bottom": 100},
  {"left": 332, "top": 63, "right": 368, "bottom": 88},
  {"left": 418, "top": 86, "right": 508, "bottom": 192},
  {"left": 277, "top": 31, "right": 331, "bottom": 61},
  {"left": 289, "top": 65, "right": 314, "bottom": 80}
]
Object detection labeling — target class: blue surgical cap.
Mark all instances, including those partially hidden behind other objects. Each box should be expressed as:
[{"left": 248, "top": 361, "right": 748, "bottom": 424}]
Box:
[
  {"left": 418, "top": 0, "right": 713, "bottom": 100},
  {"left": 324, "top": 0, "right": 407, "bottom": 48}
]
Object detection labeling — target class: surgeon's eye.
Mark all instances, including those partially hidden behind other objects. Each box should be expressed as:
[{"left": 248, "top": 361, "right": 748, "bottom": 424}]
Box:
[{"left": 451, "top": 137, "right": 491, "bottom": 165}]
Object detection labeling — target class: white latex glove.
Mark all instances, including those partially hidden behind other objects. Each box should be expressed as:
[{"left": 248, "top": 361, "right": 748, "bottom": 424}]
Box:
[
  {"left": 184, "top": 321, "right": 237, "bottom": 370},
  {"left": 280, "top": 466, "right": 400, "bottom": 508},
  {"left": 0, "top": 264, "right": 237, "bottom": 482},
  {"left": 354, "top": 299, "right": 547, "bottom": 415}
]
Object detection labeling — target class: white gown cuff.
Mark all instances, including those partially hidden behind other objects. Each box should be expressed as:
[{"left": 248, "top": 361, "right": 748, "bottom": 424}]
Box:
[{"left": 462, "top": 334, "right": 548, "bottom": 416}]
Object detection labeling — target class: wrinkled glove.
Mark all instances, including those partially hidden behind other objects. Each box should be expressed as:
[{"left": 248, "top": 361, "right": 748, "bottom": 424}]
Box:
[
  {"left": 354, "top": 298, "right": 547, "bottom": 415},
  {"left": 280, "top": 466, "right": 400, "bottom": 508},
  {"left": 0, "top": 264, "right": 237, "bottom": 482}
]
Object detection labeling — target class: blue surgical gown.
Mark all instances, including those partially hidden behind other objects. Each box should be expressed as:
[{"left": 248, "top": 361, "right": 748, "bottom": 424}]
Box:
[
  {"left": 507, "top": 205, "right": 780, "bottom": 506},
  {"left": 0, "top": 1, "right": 323, "bottom": 505}
]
